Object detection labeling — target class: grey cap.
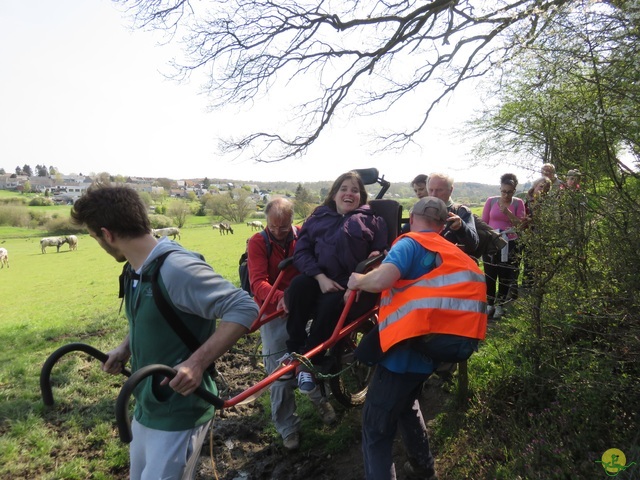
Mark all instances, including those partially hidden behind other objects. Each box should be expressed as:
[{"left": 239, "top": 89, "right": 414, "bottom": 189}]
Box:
[
  {"left": 410, "top": 196, "right": 448, "bottom": 221},
  {"left": 566, "top": 169, "right": 581, "bottom": 177}
]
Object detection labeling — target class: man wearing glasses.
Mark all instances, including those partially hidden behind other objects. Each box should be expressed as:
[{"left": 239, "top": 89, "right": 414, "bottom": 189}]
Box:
[{"left": 247, "top": 198, "right": 336, "bottom": 451}]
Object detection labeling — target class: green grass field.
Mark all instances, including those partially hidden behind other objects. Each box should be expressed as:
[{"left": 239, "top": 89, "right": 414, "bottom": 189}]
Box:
[{"left": 0, "top": 218, "right": 260, "bottom": 479}]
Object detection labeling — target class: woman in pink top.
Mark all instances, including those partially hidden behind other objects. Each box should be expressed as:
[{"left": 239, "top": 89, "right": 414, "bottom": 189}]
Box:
[{"left": 482, "top": 173, "right": 526, "bottom": 319}]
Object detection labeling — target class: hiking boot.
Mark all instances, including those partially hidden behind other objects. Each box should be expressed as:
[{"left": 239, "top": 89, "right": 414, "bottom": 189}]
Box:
[
  {"left": 282, "top": 432, "right": 300, "bottom": 450},
  {"left": 404, "top": 461, "right": 438, "bottom": 480},
  {"left": 296, "top": 366, "right": 318, "bottom": 395},
  {"left": 275, "top": 353, "right": 295, "bottom": 381},
  {"left": 315, "top": 398, "right": 337, "bottom": 425}
]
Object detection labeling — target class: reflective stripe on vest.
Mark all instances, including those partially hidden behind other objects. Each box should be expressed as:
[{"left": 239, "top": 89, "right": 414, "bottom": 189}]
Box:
[
  {"left": 380, "top": 270, "right": 487, "bottom": 304},
  {"left": 378, "top": 231, "right": 488, "bottom": 352}
]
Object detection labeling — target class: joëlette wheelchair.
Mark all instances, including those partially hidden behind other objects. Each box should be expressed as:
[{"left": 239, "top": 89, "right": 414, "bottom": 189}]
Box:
[{"left": 40, "top": 168, "right": 404, "bottom": 443}]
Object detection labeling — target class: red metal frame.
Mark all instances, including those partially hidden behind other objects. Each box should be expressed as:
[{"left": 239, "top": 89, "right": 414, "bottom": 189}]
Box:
[{"left": 224, "top": 288, "right": 373, "bottom": 407}]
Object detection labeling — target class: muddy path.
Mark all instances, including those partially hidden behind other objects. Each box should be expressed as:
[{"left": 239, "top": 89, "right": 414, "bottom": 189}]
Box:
[{"left": 195, "top": 337, "right": 451, "bottom": 480}]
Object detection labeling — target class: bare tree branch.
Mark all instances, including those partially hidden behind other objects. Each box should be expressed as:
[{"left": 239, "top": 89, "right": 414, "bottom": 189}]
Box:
[{"left": 118, "top": 0, "right": 576, "bottom": 161}]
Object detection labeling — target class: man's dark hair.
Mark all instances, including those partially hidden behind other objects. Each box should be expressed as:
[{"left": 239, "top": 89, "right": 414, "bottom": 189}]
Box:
[
  {"left": 410, "top": 174, "right": 428, "bottom": 187},
  {"left": 70, "top": 184, "right": 151, "bottom": 238}
]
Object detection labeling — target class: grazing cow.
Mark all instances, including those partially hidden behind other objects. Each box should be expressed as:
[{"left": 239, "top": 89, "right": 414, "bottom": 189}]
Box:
[
  {"left": 219, "top": 223, "right": 234, "bottom": 235},
  {"left": 40, "top": 236, "right": 68, "bottom": 254},
  {"left": 66, "top": 235, "right": 78, "bottom": 251},
  {"left": 212, "top": 224, "right": 220, "bottom": 231},
  {"left": 247, "top": 220, "right": 264, "bottom": 231},
  {"left": 152, "top": 227, "right": 181, "bottom": 240},
  {"left": 0, "top": 248, "right": 8, "bottom": 268}
]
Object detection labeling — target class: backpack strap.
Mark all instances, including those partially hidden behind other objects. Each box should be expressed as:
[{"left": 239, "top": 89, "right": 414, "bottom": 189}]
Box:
[
  {"left": 149, "top": 251, "right": 204, "bottom": 355},
  {"left": 120, "top": 250, "right": 216, "bottom": 375},
  {"left": 259, "top": 229, "right": 271, "bottom": 258},
  {"left": 288, "top": 226, "right": 299, "bottom": 256}
]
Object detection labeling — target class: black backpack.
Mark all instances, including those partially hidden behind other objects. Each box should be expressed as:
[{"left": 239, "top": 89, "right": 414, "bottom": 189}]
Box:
[
  {"left": 450, "top": 201, "right": 507, "bottom": 259},
  {"left": 238, "top": 230, "right": 269, "bottom": 296},
  {"left": 472, "top": 214, "right": 508, "bottom": 258}
]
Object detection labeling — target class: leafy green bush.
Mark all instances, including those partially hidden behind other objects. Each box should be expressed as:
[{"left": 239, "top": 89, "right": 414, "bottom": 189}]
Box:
[
  {"left": 148, "top": 214, "right": 174, "bottom": 228},
  {"left": 434, "top": 180, "right": 640, "bottom": 479},
  {"left": 45, "top": 216, "right": 84, "bottom": 235},
  {"left": 0, "top": 196, "right": 27, "bottom": 206},
  {"left": 28, "top": 196, "right": 54, "bottom": 206},
  {"left": 194, "top": 204, "right": 207, "bottom": 216},
  {"left": 0, "top": 205, "right": 30, "bottom": 227},
  {"left": 28, "top": 210, "right": 51, "bottom": 227}
]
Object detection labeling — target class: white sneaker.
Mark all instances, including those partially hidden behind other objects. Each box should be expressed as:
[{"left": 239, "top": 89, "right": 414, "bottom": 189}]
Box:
[{"left": 315, "top": 398, "right": 337, "bottom": 425}]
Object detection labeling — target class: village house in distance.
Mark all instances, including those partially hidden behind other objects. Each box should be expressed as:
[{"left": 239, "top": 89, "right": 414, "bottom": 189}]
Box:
[
  {"left": 0, "top": 168, "right": 501, "bottom": 207},
  {"left": 0, "top": 171, "right": 267, "bottom": 205}
]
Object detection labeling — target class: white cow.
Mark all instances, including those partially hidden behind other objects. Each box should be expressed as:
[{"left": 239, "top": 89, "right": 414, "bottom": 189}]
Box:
[
  {"left": 212, "top": 224, "right": 220, "bottom": 230},
  {"left": 0, "top": 248, "right": 8, "bottom": 268},
  {"left": 247, "top": 220, "right": 264, "bottom": 231},
  {"left": 40, "top": 237, "right": 68, "bottom": 254},
  {"left": 152, "top": 227, "right": 181, "bottom": 240},
  {"left": 66, "top": 235, "right": 78, "bottom": 251}
]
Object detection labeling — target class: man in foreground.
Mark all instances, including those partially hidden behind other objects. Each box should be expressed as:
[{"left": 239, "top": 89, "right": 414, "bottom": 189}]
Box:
[
  {"left": 71, "top": 184, "right": 258, "bottom": 480},
  {"left": 348, "top": 197, "right": 487, "bottom": 480},
  {"left": 247, "top": 198, "right": 335, "bottom": 451}
]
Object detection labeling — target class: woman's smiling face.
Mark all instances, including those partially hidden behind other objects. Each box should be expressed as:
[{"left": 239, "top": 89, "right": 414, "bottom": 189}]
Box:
[{"left": 334, "top": 178, "right": 361, "bottom": 214}]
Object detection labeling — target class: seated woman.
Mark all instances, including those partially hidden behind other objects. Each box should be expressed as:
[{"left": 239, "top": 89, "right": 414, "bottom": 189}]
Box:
[{"left": 284, "top": 171, "right": 389, "bottom": 394}]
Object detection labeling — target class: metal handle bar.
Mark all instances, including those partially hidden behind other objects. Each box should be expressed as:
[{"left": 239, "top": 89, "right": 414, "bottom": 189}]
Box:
[
  {"left": 249, "top": 257, "right": 295, "bottom": 333},
  {"left": 115, "top": 364, "right": 225, "bottom": 443},
  {"left": 40, "top": 342, "right": 131, "bottom": 406},
  {"left": 277, "top": 257, "right": 294, "bottom": 270},
  {"left": 355, "top": 253, "right": 385, "bottom": 274}
]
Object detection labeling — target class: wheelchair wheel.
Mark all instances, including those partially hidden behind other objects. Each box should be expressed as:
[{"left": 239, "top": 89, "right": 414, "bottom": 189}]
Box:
[{"left": 328, "top": 316, "right": 376, "bottom": 408}]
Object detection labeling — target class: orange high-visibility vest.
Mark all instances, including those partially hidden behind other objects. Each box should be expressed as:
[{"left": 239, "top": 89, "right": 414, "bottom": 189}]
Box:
[{"left": 378, "top": 231, "right": 488, "bottom": 353}]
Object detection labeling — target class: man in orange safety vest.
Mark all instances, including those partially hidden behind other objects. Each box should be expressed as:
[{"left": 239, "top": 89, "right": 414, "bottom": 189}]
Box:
[{"left": 347, "top": 196, "right": 487, "bottom": 480}]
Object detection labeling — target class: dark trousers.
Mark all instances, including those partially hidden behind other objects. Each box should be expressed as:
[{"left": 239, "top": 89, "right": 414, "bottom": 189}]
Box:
[
  {"left": 285, "top": 274, "right": 378, "bottom": 359},
  {"left": 362, "top": 365, "right": 435, "bottom": 480},
  {"left": 483, "top": 239, "right": 520, "bottom": 305}
]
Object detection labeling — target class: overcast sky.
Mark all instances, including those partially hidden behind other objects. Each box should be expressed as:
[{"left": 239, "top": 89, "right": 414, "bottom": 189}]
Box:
[{"left": 1, "top": 0, "right": 537, "bottom": 187}]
